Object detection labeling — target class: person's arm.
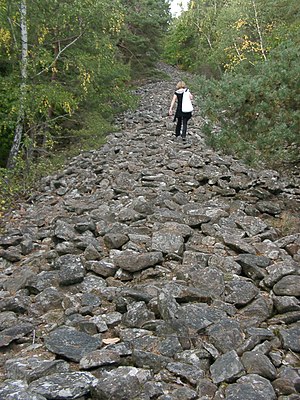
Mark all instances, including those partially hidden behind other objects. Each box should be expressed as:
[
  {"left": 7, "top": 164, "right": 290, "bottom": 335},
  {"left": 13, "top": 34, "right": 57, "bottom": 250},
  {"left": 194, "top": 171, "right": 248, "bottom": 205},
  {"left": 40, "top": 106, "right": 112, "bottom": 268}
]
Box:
[{"left": 169, "top": 94, "right": 177, "bottom": 116}]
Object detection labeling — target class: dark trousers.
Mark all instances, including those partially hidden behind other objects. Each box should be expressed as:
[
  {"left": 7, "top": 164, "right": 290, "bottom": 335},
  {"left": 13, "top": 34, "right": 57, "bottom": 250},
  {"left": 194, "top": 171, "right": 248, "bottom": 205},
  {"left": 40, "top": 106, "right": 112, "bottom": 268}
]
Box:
[{"left": 175, "top": 117, "right": 189, "bottom": 138}]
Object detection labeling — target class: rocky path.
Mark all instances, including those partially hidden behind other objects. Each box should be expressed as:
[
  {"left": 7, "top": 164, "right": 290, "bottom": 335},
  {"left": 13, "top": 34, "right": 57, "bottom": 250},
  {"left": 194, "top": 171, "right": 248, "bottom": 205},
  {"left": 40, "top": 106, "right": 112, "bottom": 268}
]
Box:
[{"left": 0, "top": 64, "right": 300, "bottom": 400}]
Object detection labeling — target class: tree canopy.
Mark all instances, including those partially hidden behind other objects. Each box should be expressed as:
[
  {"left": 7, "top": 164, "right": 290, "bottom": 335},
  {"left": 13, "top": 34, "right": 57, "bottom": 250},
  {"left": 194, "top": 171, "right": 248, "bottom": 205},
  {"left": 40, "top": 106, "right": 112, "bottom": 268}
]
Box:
[
  {"left": 164, "top": 0, "right": 300, "bottom": 165},
  {"left": 0, "top": 0, "right": 170, "bottom": 169}
]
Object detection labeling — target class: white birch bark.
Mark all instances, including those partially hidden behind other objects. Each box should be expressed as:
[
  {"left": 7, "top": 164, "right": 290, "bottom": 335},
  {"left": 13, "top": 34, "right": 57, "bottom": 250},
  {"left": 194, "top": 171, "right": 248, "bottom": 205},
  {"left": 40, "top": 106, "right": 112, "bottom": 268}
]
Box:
[
  {"left": 252, "top": 0, "right": 267, "bottom": 61},
  {"left": 7, "top": 0, "right": 28, "bottom": 169}
]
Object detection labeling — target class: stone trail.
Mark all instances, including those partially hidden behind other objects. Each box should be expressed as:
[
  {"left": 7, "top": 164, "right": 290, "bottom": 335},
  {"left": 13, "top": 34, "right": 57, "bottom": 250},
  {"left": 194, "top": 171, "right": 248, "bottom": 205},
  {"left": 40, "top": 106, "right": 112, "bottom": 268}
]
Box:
[{"left": 0, "top": 64, "right": 300, "bottom": 400}]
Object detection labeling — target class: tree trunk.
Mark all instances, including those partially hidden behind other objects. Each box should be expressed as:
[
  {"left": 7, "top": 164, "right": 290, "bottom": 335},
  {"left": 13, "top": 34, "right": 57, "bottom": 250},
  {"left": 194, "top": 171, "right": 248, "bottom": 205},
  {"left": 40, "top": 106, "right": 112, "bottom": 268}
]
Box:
[
  {"left": 6, "top": 0, "right": 28, "bottom": 169},
  {"left": 252, "top": 0, "right": 267, "bottom": 61}
]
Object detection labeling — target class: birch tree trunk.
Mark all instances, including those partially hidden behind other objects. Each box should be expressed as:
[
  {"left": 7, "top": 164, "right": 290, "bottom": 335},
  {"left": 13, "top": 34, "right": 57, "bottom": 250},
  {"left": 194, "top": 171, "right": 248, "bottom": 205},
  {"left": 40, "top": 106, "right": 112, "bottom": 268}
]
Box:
[
  {"left": 6, "top": 0, "right": 28, "bottom": 169},
  {"left": 252, "top": 0, "right": 267, "bottom": 61}
]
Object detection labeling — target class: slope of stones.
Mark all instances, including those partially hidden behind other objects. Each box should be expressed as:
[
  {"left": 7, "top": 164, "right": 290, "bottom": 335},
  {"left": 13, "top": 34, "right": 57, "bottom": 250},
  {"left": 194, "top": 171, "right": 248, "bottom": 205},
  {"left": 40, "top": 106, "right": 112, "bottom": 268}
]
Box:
[{"left": 0, "top": 64, "right": 299, "bottom": 400}]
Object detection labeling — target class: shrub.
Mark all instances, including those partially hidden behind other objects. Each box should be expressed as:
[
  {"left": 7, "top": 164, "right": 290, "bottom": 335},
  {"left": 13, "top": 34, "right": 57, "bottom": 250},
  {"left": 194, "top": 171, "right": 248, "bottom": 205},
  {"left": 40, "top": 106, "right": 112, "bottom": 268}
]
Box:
[{"left": 197, "top": 39, "right": 300, "bottom": 167}]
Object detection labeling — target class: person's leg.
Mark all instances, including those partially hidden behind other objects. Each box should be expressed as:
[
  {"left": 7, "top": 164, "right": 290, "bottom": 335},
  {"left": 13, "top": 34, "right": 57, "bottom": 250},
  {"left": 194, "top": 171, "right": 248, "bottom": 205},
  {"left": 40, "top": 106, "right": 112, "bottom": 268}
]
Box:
[
  {"left": 182, "top": 117, "right": 188, "bottom": 139},
  {"left": 175, "top": 117, "right": 182, "bottom": 137}
]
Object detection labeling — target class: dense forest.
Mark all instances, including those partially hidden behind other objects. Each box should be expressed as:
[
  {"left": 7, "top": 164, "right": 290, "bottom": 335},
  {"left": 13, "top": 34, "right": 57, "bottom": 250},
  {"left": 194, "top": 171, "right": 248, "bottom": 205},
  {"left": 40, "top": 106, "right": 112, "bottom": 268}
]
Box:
[
  {"left": 0, "top": 0, "right": 299, "bottom": 213},
  {"left": 164, "top": 0, "right": 300, "bottom": 166},
  {"left": 0, "top": 0, "right": 170, "bottom": 168}
]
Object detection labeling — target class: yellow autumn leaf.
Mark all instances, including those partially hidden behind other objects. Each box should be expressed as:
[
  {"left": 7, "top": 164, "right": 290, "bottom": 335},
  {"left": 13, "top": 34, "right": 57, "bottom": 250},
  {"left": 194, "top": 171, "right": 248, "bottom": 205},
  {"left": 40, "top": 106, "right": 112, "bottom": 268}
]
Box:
[{"left": 102, "top": 337, "right": 120, "bottom": 345}]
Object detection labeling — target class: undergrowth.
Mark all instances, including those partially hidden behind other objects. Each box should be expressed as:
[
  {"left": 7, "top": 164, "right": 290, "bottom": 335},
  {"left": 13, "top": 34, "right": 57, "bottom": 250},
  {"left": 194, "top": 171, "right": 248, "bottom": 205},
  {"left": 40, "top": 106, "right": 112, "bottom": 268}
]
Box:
[{"left": 0, "top": 114, "right": 115, "bottom": 228}]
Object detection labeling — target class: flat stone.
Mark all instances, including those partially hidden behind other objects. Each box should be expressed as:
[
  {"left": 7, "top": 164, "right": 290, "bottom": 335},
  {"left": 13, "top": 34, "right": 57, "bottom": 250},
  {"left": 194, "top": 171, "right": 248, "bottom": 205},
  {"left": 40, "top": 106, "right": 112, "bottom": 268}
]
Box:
[
  {"left": 113, "top": 250, "right": 163, "bottom": 272},
  {"left": 273, "top": 275, "right": 300, "bottom": 296},
  {"left": 29, "top": 372, "right": 98, "bottom": 399},
  {"left": 225, "top": 374, "right": 276, "bottom": 399},
  {"left": 210, "top": 350, "right": 245, "bottom": 384},
  {"left": 279, "top": 325, "right": 300, "bottom": 352},
  {"left": 44, "top": 326, "right": 102, "bottom": 362}
]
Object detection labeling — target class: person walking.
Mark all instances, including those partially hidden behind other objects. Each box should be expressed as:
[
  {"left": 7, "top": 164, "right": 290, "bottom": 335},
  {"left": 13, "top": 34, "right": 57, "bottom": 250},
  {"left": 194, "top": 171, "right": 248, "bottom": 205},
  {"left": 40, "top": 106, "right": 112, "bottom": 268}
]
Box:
[{"left": 168, "top": 81, "right": 193, "bottom": 141}]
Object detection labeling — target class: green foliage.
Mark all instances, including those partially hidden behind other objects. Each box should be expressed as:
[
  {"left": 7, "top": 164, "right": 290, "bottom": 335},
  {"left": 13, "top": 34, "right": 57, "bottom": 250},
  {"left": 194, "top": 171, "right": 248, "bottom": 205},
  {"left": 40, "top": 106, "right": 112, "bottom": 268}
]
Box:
[
  {"left": 0, "top": 76, "right": 19, "bottom": 167},
  {"left": 0, "top": 154, "right": 54, "bottom": 219},
  {"left": 0, "top": 0, "right": 170, "bottom": 171},
  {"left": 119, "top": 0, "right": 170, "bottom": 77},
  {"left": 164, "top": 0, "right": 300, "bottom": 167},
  {"left": 163, "top": 0, "right": 228, "bottom": 75},
  {"left": 164, "top": 0, "right": 300, "bottom": 73},
  {"left": 163, "top": 14, "right": 198, "bottom": 70},
  {"left": 197, "top": 39, "right": 300, "bottom": 166}
]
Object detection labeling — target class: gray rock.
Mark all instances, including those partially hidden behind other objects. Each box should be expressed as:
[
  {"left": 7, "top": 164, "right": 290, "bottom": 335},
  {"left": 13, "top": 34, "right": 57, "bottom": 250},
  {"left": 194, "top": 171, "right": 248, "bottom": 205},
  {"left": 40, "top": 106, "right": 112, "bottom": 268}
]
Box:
[
  {"left": 272, "top": 377, "right": 298, "bottom": 396},
  {"left": 224, "top": 277, "right": 259, "bottom": 306},
  {"left": 0, "top": 234, "right": 23, "bottom": 246},
  {"left": 166, "top": 361, "right": 204, "bottom": 385},
  {"left": 81, "top": 292, "right": 101, "bottom": 307},
  {"left": 152, "top": 230, "right": 185, "bottom": 255},
  {"left": 279, "top": 325, "right": 300, "bottom": 352},
  {"left": 29, "top": 371, "right": 97, "bottom": 399},
  {"left": 0, "top": 311, "right": 18, "bottom": 330},
  {"left": 91, "top": 366, "right": 150, "bottom": 400},
  {"left": 0, "top": 380, "right": 46, "bottom": 400},
  {"left": 80, "top": 274, "right": 107, "bottom": 294},
  {"left": 83, "top": 243, "right": 102, "bottom": 260},
  {"left": 225, "top": 373, "right": 276, "bottom": 399},
  {"left": 210, "top": 350, "right": 245, "bottom": 384},
  {"left": 241, "top": 351, "right": 277, "bottom": 380},
  {"left": 188, "top": 267, "right": 225, "bottom": 299},
  {"left": 158, "top": 335, "right": 183, "bottom": 357},
  {"left": 132, "top": 349, "right": 170, "bottom": 372},
  {"left": 26, "top": 271, "right": 60, "bottom": 293},
  {"left": 238, "top": 327, "right": 275, "bottom": 354},
  {"left": 103, "top": 233, "right": 129, "bottom": 249},
  {"left": 102, "top": 311, "right": 123, "bottom": 327},
  {"left": 256, "top": 200, "right": 281, "bottom": 215},
  {"left": 55, "top": 254, "right": 86, "bottom": 285},
  {"left": 273, "top": 295, "right": 300, "bottom": 313},
  {"left": 3, "top": 267, "right": 36, "bottom": 293},
  {"left": 197, "top": 378, "right": 218, "bottom": 398},
  {"left": 268, "top": 310, "right": 300, "bottom": 325},
  {"left": 273, "top": 275, "right": 300, "bottom": 296},
  {"left": 123, "top": 301, "right": 155, "bottom": 328},
  {"left": 85, "top": 259, "right": 118, "bottom": 277},
  {"left": 236, "top": 215, "right": 269, "bottom": 236},
  {"left": 237, "top": 294, "right": 273, "bottom": 327},
  {"left": 223, "top": 235, "right": 256, "bottom": 254},
  {"left": 113, "top": 250, "right": 163, "bottom": 272},
  {"left": 209, "top": 255, "right": 242, "bottom": 275},
  {"left": 0, "top": 247, "right": 22, "bottom": 262},
  {"left": 207, "top": 319, "right": 244, "bottom": 354},
  {"left": 54, "top": 220, "right": 78, "bottom": 241},
  {"left": 163, "top": 386, "right": 198, "bottom": 400},
  {"left": 5, "top": 357, "right": 69, "bottom": 383},
  {"left": 0, "top": 323, "right": 34, "bottom": 348},
  {"left": 0, "top": 295, "right": 29, "bottom": 314},
  {"left": 34, "top": 287, "right": 64, "bottom": 312},
  {"left": 263, "top": 261, "right": 298, "bottom": 287},
  {"left": 236, "top": 254, "right": 270, "bottom": 280},
  {"left": 44, "top": 326, "right": 102, "bottom": 362},
  {"left": 178, "top": 303, "right": 227, "bottom": 331},
  {"left": 80, "top": 349, "right": 121, "bottom": 369}
]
